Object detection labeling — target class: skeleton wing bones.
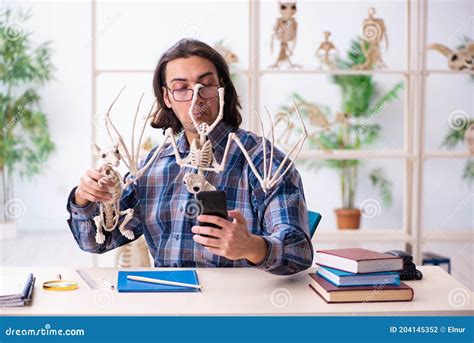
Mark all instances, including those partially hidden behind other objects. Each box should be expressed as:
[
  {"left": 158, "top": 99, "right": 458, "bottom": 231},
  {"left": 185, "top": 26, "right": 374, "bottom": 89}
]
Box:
[{"left": 92, "top": 84, "right": 307, "bottom": 244}]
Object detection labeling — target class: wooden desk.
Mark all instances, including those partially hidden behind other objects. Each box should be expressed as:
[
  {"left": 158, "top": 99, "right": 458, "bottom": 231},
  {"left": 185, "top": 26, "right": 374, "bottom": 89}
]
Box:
[{"left": 1, "top": 266, "right": 472, "bottom": 316}]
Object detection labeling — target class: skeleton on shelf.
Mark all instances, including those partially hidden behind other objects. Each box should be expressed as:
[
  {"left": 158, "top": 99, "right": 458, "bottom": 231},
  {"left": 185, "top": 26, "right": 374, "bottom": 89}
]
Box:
[
  {"left": 274, "top": 100, "right": 353, "bottom": 152},
  {"left": 92, "top": 84, "right": 308, "bottom": 243},
  {"left": 275, "top": 103, "right": 329, "bottom": 150},
  {"left": 213, "top": 40, "right": 240, "bottom": 66},
  {"left": 269, "top": 1, "right": 301, "bottom": 69},
  {"left": 315, "top": 31, "right": 339, "bottom": 70},
  {"left": 427, "top": 42, "right": 474, "bottom": 71},
  {"left": 353, "top": 7, "right": 389, "bottom": 70}
]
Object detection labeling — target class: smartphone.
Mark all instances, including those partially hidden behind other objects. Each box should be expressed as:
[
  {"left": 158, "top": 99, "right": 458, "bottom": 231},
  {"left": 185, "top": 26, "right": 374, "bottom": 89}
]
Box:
[{"left": 196, "top": 191, "right": 228, "bottom": 236}]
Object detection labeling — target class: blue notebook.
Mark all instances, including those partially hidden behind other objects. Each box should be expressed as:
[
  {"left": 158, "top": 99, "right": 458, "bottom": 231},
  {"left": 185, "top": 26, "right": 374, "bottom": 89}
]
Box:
[
  {"left": 117, "top": 270, "right": 201, "bottom": 293},
  {"left": 316, "top": 265, "right": 400, "bottom": 287}
]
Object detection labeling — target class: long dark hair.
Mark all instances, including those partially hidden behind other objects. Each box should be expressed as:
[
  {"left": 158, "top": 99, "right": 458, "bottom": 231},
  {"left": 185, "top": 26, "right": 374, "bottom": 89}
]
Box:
[{"left": 151, "top": 39, "right": 242, "bottom": 133}]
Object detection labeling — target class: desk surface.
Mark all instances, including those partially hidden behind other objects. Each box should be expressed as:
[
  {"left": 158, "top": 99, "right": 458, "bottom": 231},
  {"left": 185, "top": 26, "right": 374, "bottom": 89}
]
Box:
[{"left": 1, "top": 266, "right": 472, "bottom": 316}]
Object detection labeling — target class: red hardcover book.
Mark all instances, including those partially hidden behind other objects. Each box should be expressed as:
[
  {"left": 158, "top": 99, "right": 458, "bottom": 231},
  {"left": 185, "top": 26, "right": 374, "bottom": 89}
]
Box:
[
  {"left": 315, "top": 248, "right": 403, "bottom": 273},
  {"left": 308, "top": 273, "right": 414, "bottom": 303}
]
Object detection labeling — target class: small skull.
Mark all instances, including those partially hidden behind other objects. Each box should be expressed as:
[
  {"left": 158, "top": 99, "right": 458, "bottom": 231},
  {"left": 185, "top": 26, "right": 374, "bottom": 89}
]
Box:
[
  {"left": 92, "top": 143, "right": 121, "bottom": 168},
  {"left": 197, "top": 122, "right": 209, "bottom": 136},
  {"left": 183, "top": 173, "right": 216, "bottom": 195},
  {"left": 279, "top": 2, "right": 297, "bottom": 20}
]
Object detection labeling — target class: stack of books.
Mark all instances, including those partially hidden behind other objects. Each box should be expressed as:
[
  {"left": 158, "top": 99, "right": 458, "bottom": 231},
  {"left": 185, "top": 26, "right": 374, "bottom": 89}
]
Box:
[
  {"left": 309, "top": 248, "right": 414, "bottom": 303},
  {"left": 0, "top": 273, "right": 36, "bottom": 307}
]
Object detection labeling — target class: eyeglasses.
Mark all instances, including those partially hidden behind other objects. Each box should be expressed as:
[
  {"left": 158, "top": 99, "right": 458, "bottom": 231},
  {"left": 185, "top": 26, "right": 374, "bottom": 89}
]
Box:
[
  {"left": 165, "top": 84, "right": 220, "bottom": 102},
  {"left": 280, "top": 4, "right": 296, "bottom": 10}
]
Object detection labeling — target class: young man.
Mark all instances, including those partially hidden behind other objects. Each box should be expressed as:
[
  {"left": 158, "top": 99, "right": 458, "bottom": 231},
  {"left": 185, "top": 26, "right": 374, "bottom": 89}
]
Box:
[{"left": 67, "top": 39, "right": 313, "bottom": 275}]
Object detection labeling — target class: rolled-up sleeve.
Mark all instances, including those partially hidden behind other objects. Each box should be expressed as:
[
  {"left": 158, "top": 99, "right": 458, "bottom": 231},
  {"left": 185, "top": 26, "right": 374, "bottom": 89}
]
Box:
[
  {"left": 66, "top": 175, "right": 144, "bottom": 254},
  {"left": 246, "top": 157, "right": 314, "bottom": 275}
]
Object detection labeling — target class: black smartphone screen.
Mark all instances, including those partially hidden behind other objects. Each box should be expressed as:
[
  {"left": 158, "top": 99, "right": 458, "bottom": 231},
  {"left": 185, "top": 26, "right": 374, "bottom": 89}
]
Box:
[{"left": 196, "top": 191, "right": 228, "bottom": 232}]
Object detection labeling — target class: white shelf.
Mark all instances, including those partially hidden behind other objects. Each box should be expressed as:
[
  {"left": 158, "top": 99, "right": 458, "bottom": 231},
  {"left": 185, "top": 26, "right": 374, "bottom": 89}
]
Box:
[
  {"left": 96, "top": 68, "right": 251, "bottom": 76},
  {"left": 94, "top": 68, "right": 474, "bottom": 77},
  {"left": 96, "top": 69, "right": 154, "bottom": 75},
  {"left": 422, "top": 230, "right": 474, "bottom": 242},
  {"left": 313, "top": 229, "right": 412, "bottom": 243},
  {"left": 424, "top": 151, "right": 473, "bottom": 159},
  {"left": 261, "top": 69, "right": 411, "bottom": 76},
  {"left": 313, "top": 230, "right": 474, "bottom": 244},
  {"left": 297, "top": 149, "right": 412, "bottom": 160},
  {"left": 297, "top": 149, "right": 472, "bottom": 160},
  {"left": 425, "top": 69, "right": 474, "bottom": 75}
]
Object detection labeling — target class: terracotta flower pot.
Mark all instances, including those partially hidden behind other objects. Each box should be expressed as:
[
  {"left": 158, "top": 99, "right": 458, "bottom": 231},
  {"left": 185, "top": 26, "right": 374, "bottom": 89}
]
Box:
[{"left": 334, "top": 208, "right": 361, "bottom": 230}]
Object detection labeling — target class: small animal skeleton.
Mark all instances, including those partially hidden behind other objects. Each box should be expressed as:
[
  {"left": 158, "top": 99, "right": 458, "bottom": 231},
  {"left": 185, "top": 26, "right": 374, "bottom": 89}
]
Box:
[
  {"left": 269, "top": 1, "right": 301, "bottom": 69},
  {"left": 353, "top": 7, "right": 388, "bottom": 70},
  {"left": 168, "top": 83, "right": 308, "bottom": 194},
  {"left": 428, "top": 42, "right": 474, "bottom": 71},
  {"left": 275, "top": 99, "right": 356, "bottom": 152},
  {"left": 91, "top": 89, "right": 166, "bottom": 244},
  {"left": 275, "top": 100, "right": 330, "bottom": 151},
  {"left": 213, "top": 40, "right": 239, "bottom": 66},
  {"left": 91, "top": 142, "right": 136, "bottom": 244},
  {"left": 315, "top": 31, "right": 339, "bottom": 70}
]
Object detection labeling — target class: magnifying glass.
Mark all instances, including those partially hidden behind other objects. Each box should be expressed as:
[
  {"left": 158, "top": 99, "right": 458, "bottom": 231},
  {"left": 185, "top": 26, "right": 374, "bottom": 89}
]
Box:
[{"left": 42, "top": 274, "right": 78, "bottom": 291}]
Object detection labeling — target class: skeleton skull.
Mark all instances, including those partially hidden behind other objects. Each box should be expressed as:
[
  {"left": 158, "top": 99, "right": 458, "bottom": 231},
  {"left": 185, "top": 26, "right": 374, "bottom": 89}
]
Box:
[
  {"left": 183, "top": 173, "right": 216, "bottom": 195},
  {"left": 279, "top": 2, "right": 297, "bottom": 20},
  {"left": 91, "top": 143, "right": 121, "bottom": 168},
  {"left": 197, "top": 122, "right": 210, "bottom": 136},
  {"left": 428, "top": 43, "right": 474, "bottom": 71},
  {"left": 448, "top": 46, "right": 474, "bottom": 71}
]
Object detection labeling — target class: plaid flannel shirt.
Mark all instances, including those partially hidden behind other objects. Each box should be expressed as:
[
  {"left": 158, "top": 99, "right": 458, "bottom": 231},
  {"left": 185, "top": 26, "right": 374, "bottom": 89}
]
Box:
[{"left": 66, "top": 121, "right": 313, "bottom": 275}]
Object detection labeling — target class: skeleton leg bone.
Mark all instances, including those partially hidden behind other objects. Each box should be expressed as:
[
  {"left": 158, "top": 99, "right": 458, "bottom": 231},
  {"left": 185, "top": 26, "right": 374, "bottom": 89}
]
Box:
[
  {"left": 118, "top": 208, "right": 135, "bottom": 240},
  {"left": 93, "top": 214, "right": 106, "bottom": 244},
  {"left": 212, "top": 133, "right": 236, "bottom": 173}
]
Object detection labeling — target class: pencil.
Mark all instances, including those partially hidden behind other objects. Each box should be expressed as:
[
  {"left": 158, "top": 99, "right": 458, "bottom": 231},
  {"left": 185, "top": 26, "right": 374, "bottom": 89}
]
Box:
[{"left": 126, "top": 275, "right": 202, "bottom": 289}]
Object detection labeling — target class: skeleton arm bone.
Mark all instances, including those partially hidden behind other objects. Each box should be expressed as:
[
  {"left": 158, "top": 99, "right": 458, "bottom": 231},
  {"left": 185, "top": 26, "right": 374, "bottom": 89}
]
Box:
[
  {"left": 133, "top": 128, "right": 174, "bottom": 180},
  {"left": 211, "top": 132, "right": 237, "bottom": 173},
  {"left": 104, "top": 87, "right": 135, "bottom": 174},
  {"left": 207, "top": 87, "right": 225, "bottom": 132},
  {"left": 104, "top": 87, "right": 165, "bottom": 182},
  {"left": 165, "top": 127, "right": 198, "bottom": 170},
  {"left": 188, "top": 83, "right": 203, "bottom": 133},
  {"left": 229, "top": 103, "right": 307, "bottom": 193}
]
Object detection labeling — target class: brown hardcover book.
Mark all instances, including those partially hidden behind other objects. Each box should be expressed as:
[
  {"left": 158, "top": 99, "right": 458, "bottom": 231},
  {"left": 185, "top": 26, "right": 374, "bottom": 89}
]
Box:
[
  {"left": 315, "top": 248, "right": 403, "bottom": 273},
  {"left": 308, "top": 273, "right": 414, "bottom": 303}
]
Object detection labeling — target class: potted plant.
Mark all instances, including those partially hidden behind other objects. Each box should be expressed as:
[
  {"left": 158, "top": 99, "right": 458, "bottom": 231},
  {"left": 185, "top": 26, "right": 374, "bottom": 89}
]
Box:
[
  {"left": 0, "top": 9, "right": 55, "bottom": 239},
  {"left": 281, "top": 38, "right": 402, "bottom": 229}
]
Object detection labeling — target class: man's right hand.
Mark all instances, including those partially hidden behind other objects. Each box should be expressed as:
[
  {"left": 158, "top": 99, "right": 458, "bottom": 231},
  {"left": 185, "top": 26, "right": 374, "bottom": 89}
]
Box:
[{"left": 74, "top": 166, "right": 114, "bottom": 206}]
